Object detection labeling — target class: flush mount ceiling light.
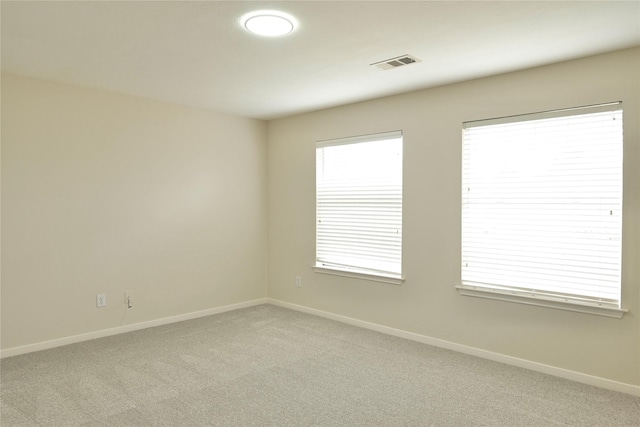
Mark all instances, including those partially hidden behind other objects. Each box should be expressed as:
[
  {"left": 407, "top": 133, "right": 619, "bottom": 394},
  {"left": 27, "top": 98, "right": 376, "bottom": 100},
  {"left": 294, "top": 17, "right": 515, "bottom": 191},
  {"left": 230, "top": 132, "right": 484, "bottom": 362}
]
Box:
[{"left": 241, "top": 10, "right": 297, "bottom": 37}]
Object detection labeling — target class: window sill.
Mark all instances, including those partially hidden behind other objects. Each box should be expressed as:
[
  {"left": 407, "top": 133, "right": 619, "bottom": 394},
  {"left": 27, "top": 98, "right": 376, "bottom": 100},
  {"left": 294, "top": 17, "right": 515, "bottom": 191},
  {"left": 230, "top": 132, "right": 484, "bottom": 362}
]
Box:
[
  {"left": 455, "top": 285, "right": 627, "bottom": 318},
  {"left": 313, "top": 265, "right": 404, "bottom": 285}
]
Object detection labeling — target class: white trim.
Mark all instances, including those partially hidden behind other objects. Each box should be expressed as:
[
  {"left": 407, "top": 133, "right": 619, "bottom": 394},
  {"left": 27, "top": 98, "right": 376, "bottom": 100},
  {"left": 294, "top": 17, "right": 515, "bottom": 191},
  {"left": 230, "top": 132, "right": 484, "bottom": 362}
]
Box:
[
  {"left": 316, "top": 130, "right": 402, "bottom": 148},
  {"left": 313, "top": 265, "right": 404, "bottom": 285},
  {"left": 463, "top": 101, "right": 621, "bottom": 128},
  {"left": 455, "top": 285, "right": 627, "bottom": 318},
  {"left": 267, "top": 298, "right": 639, "bottom": 397},
  {"left": 3, "top": 297, "right": 637, "bottom": 397},
  {"left": 0, "top": 298, "right": 268, "bottom": 359}
]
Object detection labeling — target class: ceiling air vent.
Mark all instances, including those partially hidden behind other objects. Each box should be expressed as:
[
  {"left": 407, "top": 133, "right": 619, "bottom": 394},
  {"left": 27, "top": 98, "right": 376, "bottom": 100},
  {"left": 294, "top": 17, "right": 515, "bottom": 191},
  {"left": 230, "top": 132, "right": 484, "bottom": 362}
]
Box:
[{"left": 371, "top": 54, "right": 421, "bottom": 70}]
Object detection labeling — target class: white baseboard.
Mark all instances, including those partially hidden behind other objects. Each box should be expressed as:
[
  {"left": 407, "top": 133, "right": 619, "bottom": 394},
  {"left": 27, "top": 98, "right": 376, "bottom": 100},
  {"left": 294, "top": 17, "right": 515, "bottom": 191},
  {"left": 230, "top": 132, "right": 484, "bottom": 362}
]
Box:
[
  {"left": 267, "top": 298, "right": 640, "bottom": 397},
  {"left": 0, "top": 298, "right": 268, "bottom": 359},
  {"left": 3, "top": 296, "right": 637, "bottom": 397}
]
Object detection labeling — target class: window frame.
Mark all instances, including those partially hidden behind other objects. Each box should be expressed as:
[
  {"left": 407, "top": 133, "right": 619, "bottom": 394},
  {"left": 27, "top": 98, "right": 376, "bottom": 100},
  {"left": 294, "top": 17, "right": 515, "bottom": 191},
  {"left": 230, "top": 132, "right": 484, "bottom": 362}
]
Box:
[
  {"left": 314, "top": 130, "right": 404, "bottom": 285},
  {"left": 457, "top": 102, "right": 627, "bottom": 318}
]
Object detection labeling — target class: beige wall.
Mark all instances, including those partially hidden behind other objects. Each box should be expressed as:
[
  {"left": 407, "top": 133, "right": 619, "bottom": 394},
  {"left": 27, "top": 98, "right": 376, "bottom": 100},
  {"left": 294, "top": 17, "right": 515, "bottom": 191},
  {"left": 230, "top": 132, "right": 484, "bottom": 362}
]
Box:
[
  {"left": 1, "top": 74, "right": 268, "bottom": 349},
  {"left": 2, "top": 48, "right": 638, "bottom": 388},
  {"left": 267, "top": 48, "right": 640, "bottom": 386}
]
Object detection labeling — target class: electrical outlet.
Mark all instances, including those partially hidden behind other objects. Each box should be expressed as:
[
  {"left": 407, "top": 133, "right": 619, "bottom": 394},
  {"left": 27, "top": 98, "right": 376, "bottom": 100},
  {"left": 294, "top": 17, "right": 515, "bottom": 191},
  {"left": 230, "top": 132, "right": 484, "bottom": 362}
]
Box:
[
  {"left": 125, "top": 291, "right": 134, "bottom": 308},
  {"left": 295, "top": 276, "right": 302, "bottom": 287},
  {"left": 96, "top": 294, "right": 106, "bottom": 308}
]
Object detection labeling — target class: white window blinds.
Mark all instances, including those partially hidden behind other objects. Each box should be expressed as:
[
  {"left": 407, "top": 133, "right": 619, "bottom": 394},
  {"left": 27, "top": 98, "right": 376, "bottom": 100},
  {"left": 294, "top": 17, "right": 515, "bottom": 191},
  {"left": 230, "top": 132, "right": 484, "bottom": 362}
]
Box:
[
  {"left": 461, "top": 103, "right": 623, "bottom": 309},
  {"left": 316, "top": 131, "right": 403, "bottom": 281}
]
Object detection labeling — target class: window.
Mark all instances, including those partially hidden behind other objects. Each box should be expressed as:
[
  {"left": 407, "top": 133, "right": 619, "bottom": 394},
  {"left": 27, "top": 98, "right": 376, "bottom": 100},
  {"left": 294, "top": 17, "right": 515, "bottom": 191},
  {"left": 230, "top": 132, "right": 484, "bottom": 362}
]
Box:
[
  {"left": 314, "top": 131, "right": 403, "bottom": 284},
  {"left": 458, "top": 102, "right": 625, "bottom": 317}
]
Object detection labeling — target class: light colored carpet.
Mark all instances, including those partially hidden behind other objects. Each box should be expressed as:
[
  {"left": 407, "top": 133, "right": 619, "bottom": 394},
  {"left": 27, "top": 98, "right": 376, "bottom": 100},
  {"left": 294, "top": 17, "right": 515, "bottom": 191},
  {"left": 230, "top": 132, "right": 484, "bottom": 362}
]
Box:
[{"left": 1, "top": 304, "right": 639, "bottom": 426}]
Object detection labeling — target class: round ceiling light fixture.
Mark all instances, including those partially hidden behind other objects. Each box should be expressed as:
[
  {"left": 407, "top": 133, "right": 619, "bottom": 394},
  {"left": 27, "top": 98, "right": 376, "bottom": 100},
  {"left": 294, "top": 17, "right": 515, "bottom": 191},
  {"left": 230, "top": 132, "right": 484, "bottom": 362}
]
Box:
[{"left": 241, "top": 10, "right": 297, "bottom": 37}]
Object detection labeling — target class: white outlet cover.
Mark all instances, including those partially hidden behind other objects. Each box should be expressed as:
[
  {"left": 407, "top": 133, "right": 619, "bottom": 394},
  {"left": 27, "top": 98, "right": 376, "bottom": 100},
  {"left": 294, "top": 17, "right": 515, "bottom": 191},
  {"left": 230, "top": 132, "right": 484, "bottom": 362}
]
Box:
[{"left": 96, "top": 294, "right": 106, "bottom": 308}]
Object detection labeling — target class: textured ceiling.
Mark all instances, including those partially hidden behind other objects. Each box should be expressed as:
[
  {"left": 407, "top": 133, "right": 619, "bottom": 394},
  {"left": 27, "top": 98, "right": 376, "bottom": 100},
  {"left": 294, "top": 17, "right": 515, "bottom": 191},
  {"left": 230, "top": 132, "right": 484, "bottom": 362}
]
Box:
[{"left": 2, "top": 1, "right": 639, "bottom": 120}]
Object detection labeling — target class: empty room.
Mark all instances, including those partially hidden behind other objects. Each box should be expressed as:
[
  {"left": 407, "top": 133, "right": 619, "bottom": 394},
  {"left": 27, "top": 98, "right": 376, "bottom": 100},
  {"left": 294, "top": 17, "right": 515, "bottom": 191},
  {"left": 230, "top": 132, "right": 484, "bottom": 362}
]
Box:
[{"left": 1, "top": 1, "right": 639, "bottom": 425}]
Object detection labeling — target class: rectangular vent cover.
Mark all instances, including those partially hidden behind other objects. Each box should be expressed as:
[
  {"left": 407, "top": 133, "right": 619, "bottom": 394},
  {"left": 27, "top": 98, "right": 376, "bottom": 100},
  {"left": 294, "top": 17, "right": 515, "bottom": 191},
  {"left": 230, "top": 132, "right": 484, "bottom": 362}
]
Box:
[{"left": 371, "top": 54, "right": 421, "bottom": 70}]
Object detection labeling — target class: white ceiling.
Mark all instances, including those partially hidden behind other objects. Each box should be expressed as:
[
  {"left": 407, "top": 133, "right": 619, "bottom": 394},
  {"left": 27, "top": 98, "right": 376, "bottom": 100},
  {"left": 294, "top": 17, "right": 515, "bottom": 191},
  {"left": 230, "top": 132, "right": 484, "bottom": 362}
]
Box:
[{"left": 2, "top": 1, "right": 639, "bottom": 120}]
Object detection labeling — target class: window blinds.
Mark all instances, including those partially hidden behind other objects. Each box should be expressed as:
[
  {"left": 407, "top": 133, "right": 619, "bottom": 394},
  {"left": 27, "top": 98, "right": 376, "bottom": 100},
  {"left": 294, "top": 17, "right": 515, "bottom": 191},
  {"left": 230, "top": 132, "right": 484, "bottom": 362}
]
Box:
[
  {"left": 461, "top": 103, "right": 623, "bottom": 308},
  {"left": 316, "top": 131, "right": 403, "bottom": 279}
]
